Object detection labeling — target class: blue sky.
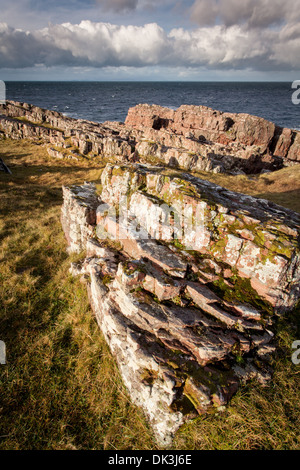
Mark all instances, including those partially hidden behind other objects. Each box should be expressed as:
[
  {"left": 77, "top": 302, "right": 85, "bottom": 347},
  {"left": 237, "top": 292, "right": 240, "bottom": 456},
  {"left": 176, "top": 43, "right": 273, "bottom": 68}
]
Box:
[{"left": 0, "top": 0, "right": 300, "bottom": 81}]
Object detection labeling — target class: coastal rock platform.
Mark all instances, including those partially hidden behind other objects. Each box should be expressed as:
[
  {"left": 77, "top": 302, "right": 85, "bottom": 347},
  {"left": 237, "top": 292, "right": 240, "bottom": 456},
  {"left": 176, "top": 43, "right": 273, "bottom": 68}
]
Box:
[{"left": 0, "top": 100, "right": 299, "bottom": 174}]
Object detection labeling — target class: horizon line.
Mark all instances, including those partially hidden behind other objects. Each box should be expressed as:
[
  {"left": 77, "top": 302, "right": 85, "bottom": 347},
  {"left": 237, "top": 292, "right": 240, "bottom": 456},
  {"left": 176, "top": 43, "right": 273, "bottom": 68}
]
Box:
[{"left": 3, "top": 79, "right": 294, "bottom": 83}]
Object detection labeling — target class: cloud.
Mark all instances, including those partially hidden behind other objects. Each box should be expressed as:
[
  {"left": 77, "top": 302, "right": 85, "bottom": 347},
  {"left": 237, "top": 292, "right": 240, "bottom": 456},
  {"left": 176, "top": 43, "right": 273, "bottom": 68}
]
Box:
[
  {"left": 0, "top": 19, "right": 299, "bottom": 72},
  {"left": 95, "top": 0, "right": 138, "bottom": 13},
  {"left": 0, "top": 23, "right": 74, "bottom": 68},
  {"left": 189, "top": 0, "right": 300, "bottom": 28}
]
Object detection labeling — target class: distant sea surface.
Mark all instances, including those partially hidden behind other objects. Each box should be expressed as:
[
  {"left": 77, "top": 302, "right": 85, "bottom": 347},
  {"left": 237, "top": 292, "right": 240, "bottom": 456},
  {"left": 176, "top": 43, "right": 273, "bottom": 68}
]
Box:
[{"left": 5, "top": 81, "right": 300, "bottom": 130}]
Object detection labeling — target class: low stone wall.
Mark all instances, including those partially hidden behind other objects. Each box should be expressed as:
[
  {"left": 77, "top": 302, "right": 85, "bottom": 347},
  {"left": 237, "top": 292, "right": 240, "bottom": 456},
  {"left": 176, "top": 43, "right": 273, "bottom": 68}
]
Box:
[{"left": 60, "top": 163, "right": 300, "bottom": 445}]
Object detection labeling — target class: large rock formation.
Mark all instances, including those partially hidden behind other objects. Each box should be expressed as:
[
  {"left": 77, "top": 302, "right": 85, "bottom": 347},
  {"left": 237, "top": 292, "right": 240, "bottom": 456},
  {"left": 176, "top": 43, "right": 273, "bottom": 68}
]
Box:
[
  {"left": 125, "top": 104, "right": 300, "bottom": 172},
  {"left": 0, "top": 101, "right": 299, "bottom": 174},
  {"left": 61, "top": 163, "right": 300, "bottom": 445},
  {"left": 1, "top": 99, "right": 299, "bottom": 445},
  {"left": 0, "top": 101, "right": 134, "bottom": 161}
]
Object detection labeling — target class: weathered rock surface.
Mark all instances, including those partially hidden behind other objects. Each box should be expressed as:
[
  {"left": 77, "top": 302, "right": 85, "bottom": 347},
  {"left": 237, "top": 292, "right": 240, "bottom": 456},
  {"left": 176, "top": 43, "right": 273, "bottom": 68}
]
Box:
[
  {"left": 1, "top": 100, "right": 299, "bottom": 174},
  {"left": 61, "top": 163, "right": 299, "bottom": 445},
  {"left": 99, "top": 164, "right": 300, "bottom": 312},
  {"left": 0, "top": 101, "right": 134, "bottom": 162},
  {"left": 125, "top": 104, "right": 300, "bottom": 172}
]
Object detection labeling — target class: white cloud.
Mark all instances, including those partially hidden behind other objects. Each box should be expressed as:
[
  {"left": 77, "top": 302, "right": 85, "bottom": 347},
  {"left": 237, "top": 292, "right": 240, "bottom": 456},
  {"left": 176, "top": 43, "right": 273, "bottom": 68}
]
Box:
[{"left": 0, "top": 19, "right": 299, "bottom": 72}]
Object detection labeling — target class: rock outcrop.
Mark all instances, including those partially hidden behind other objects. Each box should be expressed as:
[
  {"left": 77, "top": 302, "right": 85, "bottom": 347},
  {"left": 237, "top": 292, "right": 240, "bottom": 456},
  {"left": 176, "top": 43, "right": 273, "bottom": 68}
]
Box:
[
  {"left": 125, "top": 104, "right": 300, "bottom": 173},
  {"left": 1, "top": 99, "right": 299, "bottom": 445},
  {"left": 61, "top": 163, "right": 300, "bottom": 445},
  {"left": 0, "top": 101, "right": 134, "bottom": 162},
  {"left": 0, "top": 101, "right": 299, "bottom": 174}
]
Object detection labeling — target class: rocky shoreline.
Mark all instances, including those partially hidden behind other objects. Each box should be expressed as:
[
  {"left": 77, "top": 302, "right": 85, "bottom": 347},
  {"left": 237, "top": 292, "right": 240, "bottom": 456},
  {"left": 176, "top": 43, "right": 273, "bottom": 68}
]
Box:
[
  {"left": 1, "top": 100, "right": 300, "bottom": 446},
  {"left": 0, "top": 100, "right": 299, "bottom": 174}
]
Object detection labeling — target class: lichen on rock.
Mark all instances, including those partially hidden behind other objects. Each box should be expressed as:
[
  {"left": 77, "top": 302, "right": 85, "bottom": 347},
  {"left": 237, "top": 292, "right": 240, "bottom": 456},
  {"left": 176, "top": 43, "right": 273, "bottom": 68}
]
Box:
[{"left": 60, "top": 160, "right": 299, "bottom": 445}]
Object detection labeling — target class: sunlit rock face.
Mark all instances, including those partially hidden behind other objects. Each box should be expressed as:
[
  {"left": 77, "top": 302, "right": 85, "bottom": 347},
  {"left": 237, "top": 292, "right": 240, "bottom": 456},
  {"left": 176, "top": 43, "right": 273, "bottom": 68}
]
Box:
[
  {"left": 1, "top": 101, "right": 299, "bottom": 174},
  {"left": 125, "top": 104, "right": 300, "bottom": 171},
  {"left": 61, "top": 163, "right": 300, "bottom": 446}
]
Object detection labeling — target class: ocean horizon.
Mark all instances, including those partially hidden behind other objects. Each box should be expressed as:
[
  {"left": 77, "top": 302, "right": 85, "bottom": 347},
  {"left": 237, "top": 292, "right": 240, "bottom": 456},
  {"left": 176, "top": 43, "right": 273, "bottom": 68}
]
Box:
[{"left": 5, "top": 81, "right": 300, "bottom": 130}]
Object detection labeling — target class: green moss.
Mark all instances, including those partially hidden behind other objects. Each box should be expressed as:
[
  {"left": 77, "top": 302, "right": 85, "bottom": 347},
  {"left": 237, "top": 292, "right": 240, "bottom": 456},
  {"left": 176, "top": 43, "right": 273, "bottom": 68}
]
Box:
[
  {"left": 122, "top": 260, "right": 147, "bottom": 276},
  {"left": 171, "top": 295, "right": 182, "bottom": 306},
  {"left": 211, "top": 274, "right": 273, "bottom": 316},
  {"left": 268, "top": 236, "right": 296, "bottom": 259},
  {"left": 210, "top": 236, "right": 228, "bottom": 259},
  {"left": 174, "top": 178, "right": 201, "bottom": 199},
  {"left": 102, "top": 274, "right": 113, "bottom": 286},
  {"left": 172, "top": 239, "right": 185, "bottom": 251},
  {"left": 253, "top": 230, "right": 266, "bottom": 247},
  {"left": 131, "top": 286, "right": 143, "bottom": 293},
  {"left": 140, "top": 368, "right": 159, "bottom": 386}
]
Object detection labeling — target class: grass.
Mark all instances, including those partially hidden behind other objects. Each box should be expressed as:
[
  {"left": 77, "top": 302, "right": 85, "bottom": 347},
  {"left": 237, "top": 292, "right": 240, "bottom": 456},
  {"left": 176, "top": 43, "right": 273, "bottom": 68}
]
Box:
[
  {"left": 191, "top": 166, "right": 300, "bottom": 214},
  {"left": 0, "top": 138, "right": 299, "bottom": 450}
]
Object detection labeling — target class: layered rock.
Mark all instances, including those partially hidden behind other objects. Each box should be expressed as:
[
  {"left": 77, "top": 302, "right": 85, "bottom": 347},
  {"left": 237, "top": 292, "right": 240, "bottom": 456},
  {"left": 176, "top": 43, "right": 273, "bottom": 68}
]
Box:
[
  {"left": 2, "top": 98, "right": 299, "bottom": 445},
  {"left": 125, "top": 104, "right": 300, "bottom": 172},
  {"left": 0, "top": 101, "right": 134, "bottom": 161},
  {"left": 61, "top": 163, "right": 300, "bottom": 445},
  {"left": 99, "top": 164, "right": 300, "bottom": 312},
  {"left": 1, "top": 100, "right": 299, "bottom": 174}
]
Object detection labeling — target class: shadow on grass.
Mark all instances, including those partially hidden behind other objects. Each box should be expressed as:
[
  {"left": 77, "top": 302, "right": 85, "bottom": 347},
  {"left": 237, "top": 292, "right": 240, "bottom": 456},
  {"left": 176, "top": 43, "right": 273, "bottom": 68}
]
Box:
[{"left": 256, "top": 188, "right": 300, "bottom": 214}]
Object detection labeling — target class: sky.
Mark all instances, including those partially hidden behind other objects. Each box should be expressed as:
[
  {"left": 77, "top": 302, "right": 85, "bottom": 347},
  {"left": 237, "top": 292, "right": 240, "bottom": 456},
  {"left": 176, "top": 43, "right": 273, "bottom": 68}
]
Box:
[{"left": 0, "top": 0, "right": 300, "bottom": 81}]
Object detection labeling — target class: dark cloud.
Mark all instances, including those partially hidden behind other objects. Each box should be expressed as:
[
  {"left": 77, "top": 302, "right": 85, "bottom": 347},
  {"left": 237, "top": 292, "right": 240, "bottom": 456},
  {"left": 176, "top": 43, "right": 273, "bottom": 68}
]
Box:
[
  {"left": 190, "top": 0, "right": 300, "bottom": 28},
  {"left": 0, "top": 24, "right": 75, "bottom": 68},
  {"left": 96, "top": 0, "right": 138, "bottom": 12}
]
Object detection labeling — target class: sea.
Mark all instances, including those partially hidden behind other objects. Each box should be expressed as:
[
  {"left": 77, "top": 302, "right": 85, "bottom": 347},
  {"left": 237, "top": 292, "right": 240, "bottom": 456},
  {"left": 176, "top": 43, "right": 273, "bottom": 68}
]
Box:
[{"left": 5, "top": 81, "right": 300, "bottom": 130}]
